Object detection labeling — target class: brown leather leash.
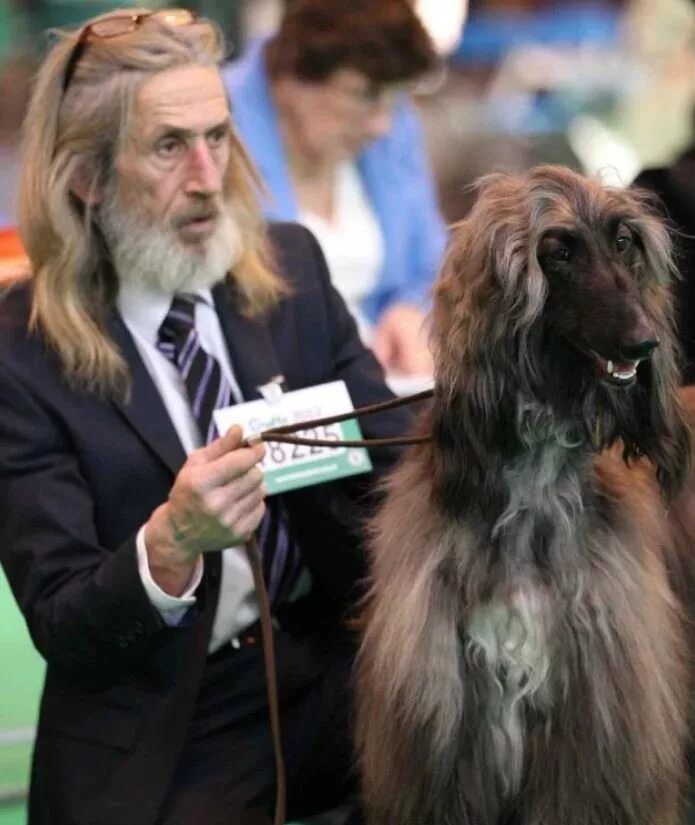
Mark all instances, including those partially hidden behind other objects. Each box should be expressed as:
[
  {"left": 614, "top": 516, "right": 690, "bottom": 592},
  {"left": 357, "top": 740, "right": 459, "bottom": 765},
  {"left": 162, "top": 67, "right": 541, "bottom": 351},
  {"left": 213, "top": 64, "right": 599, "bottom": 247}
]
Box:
[{"left": 243, "top": 387, "right": 434, "bottom": 825}]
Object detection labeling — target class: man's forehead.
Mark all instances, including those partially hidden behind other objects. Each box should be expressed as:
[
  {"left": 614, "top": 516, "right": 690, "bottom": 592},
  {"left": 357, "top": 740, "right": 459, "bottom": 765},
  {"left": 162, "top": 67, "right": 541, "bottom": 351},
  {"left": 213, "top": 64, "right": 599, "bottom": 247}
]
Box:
[{"left": 133, "top": 65, "right": 230, "bottom": 136}]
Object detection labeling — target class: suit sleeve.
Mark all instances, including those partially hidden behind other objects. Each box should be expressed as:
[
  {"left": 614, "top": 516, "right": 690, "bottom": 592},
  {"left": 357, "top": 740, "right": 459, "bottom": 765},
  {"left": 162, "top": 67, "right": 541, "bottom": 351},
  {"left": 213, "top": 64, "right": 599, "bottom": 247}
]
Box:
[{"left": 0, "top": 360, "right": 173, "bottom": 682}]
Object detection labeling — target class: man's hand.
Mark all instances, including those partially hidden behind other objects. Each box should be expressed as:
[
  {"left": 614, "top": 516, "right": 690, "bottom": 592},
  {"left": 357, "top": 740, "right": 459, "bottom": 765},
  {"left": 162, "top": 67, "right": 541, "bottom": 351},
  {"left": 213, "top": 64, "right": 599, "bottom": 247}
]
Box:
[
  {"left": 144, "top": 425, "right": 266, "bottom": 595},
  {"left": 371, "top": 303, "right": 433, "bottom": 376}
]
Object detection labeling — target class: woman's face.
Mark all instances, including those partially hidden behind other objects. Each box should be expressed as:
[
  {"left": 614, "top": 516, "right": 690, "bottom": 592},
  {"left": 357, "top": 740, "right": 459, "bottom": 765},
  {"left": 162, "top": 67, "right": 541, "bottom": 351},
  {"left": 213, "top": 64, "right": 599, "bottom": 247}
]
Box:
[{"left": 278, "top": 68, "right": 402, "bottom": 165}]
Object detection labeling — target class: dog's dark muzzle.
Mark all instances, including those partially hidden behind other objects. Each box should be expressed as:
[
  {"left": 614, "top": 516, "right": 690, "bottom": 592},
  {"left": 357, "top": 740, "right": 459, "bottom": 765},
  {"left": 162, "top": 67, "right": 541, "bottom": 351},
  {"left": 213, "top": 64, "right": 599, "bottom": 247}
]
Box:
[{"left": 618, "top": 338, "right": 659, "bottom": 362}]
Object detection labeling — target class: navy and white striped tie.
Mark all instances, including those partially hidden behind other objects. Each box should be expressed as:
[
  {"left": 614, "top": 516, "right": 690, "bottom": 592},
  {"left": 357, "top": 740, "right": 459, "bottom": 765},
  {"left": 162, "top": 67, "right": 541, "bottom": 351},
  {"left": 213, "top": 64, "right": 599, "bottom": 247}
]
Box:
[
  {"left": 157, "top": 292, "right": 299, "bottom": 604},
  {"left": 157, "top": 293, "right": 230, "bottom": 444}
]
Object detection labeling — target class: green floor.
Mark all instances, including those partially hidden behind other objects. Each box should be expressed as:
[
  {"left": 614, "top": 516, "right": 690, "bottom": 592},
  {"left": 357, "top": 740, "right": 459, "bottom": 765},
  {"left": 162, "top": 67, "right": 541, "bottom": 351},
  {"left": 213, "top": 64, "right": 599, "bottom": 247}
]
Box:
[
  {"left": 0, "top": 569, "right": 314, "bottom": 825},
  {"left": 0, "top": 569, "right": 43, "bottom": 825},
  {"left": 0, "top": 804, "right": 24, "bottom": 825},
  {"left": 0, "top": 805, "right": 305, "bottom": 825},
  {"left": 0, "top": 804, "right": 23, "bottom": 825}
]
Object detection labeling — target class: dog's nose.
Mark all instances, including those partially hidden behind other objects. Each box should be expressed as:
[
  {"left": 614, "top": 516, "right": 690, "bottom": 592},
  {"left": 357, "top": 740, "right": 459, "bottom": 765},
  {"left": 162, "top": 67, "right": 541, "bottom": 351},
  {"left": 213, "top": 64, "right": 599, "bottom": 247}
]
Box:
[{"left": 619, "top": 338, "right": 659, "bottom": 361}]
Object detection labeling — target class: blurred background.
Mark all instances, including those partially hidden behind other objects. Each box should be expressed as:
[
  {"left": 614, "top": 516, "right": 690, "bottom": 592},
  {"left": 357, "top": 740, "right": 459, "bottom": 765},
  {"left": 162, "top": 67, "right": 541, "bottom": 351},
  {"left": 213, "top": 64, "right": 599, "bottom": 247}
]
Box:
[
  {"left": 3, "top": 0, "right": 695, "bottom": 819},
  {"left": 3, "top": 0, "right": 695, "bottom": 227}
]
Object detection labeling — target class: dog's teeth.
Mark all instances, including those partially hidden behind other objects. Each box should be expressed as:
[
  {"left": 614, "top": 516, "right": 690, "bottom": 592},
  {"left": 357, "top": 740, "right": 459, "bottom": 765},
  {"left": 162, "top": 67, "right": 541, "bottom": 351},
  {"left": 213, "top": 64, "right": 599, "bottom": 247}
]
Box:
[
  {"left": 606, "top": 360, "right": 614, "bottom": 375},
  {"left": 613, "top": 366, "right": 637, "bottom": 381}
]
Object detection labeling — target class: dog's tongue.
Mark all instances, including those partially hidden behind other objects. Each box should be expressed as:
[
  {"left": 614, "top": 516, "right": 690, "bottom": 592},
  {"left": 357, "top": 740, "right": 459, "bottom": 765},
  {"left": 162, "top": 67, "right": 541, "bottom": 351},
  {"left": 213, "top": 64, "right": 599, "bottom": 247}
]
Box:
[
  {"left": 608, "top": 359, "right": 634, "bottom": 372},
  {"left": 605, "top": 359, "right": 639, "bottom": 379}
]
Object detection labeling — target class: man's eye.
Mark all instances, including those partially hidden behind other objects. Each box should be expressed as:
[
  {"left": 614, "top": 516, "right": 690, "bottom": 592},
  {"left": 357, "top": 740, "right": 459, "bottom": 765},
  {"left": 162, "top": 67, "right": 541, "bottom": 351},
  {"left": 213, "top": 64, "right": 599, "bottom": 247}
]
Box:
[
  {"left": 156, "top": 137, "right": 181, "bottom": 157},
  {"left": 207, "top": 128, "right": 227, "bottom": 148},
  {"left": 616, "top": 233, "right": 633, "bottom": 253}
]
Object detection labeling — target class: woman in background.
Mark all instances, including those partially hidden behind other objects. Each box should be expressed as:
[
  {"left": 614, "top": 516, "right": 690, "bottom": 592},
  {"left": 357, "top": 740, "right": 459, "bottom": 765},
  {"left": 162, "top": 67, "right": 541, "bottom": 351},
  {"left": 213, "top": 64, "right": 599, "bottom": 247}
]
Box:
[{"left": 223, "top": 0, "right": 447, "bottom": 377}]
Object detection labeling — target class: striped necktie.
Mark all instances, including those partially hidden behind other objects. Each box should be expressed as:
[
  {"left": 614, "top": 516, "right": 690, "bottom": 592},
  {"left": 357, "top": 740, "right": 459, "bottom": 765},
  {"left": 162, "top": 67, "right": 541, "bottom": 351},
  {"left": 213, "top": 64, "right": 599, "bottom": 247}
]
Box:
[
  {"left": 157, "top": 293, "right": 230, "bottom": 444},
  {"left": 156, "top": 293, "right": 299, "bottom": 604}
]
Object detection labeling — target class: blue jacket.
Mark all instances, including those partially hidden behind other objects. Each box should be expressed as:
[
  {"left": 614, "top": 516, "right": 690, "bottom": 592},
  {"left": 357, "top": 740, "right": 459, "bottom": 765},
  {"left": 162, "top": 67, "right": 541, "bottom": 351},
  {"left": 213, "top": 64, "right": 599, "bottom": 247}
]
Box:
[{"left": 222, "top": 41, "right": 448, "bottom": 324}]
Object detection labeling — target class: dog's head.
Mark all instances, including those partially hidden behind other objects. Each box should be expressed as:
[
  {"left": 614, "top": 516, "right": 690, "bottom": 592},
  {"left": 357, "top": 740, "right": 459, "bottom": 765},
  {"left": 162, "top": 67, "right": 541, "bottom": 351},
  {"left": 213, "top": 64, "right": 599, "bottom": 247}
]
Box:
[{"left": 432, "top": 165, "right": 689, "bottom": 496}]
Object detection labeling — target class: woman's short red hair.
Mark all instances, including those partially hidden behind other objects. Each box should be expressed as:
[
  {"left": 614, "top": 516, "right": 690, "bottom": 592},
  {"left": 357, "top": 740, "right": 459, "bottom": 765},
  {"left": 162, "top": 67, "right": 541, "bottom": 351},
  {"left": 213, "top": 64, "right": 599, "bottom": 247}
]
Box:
[{"left": 266, "top": 0, "right": 438, "bottom": 85}]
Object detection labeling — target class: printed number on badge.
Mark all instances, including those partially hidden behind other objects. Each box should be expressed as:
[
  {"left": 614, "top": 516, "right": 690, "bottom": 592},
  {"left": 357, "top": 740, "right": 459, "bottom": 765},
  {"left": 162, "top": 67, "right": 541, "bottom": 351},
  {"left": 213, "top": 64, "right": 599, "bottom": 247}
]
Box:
[{"left": 262, "top": 424, "right": 342, "bottom": 468}]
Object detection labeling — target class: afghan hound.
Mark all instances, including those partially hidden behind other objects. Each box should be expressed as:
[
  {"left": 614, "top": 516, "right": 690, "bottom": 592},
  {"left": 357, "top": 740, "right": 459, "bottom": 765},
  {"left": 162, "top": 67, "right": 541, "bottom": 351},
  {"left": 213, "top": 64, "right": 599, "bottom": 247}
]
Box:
[{"left": 356, "top": 165, "right": 695, "bottom": 825}]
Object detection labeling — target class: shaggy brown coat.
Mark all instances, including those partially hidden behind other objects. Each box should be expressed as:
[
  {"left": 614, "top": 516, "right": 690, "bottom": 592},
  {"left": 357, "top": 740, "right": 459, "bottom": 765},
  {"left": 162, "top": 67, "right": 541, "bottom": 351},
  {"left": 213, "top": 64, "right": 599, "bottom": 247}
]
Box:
[{"left": 356, "top": 165, "right": 695, "bottom": 825}]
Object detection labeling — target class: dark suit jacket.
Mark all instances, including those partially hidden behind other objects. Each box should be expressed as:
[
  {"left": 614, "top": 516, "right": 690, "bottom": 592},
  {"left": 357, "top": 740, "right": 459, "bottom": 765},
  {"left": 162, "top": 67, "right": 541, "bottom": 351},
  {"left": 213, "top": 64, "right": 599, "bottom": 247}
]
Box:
[
  {"left": 634, "top": 154, "right": 695, "bottom": 384},
  {"left": 0, "top": 223, "right": 413, "bottom": 825}
]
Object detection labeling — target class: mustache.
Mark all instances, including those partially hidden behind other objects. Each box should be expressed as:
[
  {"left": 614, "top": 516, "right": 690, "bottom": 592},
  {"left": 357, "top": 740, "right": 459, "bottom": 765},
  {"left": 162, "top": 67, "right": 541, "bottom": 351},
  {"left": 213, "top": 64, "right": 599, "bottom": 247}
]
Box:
[{"left": 172, "top": 202, "right": 221, "bottom": 227}]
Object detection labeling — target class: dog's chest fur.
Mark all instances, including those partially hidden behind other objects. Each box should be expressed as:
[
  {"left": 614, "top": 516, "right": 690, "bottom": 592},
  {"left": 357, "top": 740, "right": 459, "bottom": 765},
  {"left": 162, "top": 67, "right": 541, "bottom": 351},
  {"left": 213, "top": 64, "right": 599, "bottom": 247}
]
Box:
[
  {"left": 465, "top": 583, "right": 554, "bottom": 797},
  {"left": 461, "top": 420, "right": 581, "bottom": 797}
]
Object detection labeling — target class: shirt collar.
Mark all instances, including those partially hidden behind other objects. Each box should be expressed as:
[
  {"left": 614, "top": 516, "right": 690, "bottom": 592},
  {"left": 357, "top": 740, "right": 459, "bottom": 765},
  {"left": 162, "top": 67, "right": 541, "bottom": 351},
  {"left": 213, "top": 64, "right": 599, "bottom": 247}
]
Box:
[{"left": 117, "top": 281, "right": 213, "bottom": 346}]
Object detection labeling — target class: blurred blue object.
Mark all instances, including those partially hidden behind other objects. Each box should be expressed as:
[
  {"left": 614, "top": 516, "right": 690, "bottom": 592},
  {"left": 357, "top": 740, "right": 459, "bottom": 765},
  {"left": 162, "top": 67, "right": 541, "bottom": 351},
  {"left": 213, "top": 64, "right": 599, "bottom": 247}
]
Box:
[
  {"left": 448, "top": 3, "right": 624, "bottom": 138},
  {"left": 451, "top": 3, "right": 620, "bottom": 65}
]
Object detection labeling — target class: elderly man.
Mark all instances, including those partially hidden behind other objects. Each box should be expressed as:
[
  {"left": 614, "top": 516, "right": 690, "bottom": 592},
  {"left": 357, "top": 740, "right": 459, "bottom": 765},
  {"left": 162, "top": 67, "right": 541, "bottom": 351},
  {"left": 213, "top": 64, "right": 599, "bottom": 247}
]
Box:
[{"left": 0, "top": 10, "right": 411, "bottom": 825}]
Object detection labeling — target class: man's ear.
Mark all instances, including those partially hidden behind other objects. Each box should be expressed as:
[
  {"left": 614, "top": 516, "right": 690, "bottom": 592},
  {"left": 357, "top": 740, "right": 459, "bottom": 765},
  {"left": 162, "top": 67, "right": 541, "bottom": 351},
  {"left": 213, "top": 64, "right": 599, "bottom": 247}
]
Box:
[{"left": 70, "top": 164, "right": 103, "bottom": 206}]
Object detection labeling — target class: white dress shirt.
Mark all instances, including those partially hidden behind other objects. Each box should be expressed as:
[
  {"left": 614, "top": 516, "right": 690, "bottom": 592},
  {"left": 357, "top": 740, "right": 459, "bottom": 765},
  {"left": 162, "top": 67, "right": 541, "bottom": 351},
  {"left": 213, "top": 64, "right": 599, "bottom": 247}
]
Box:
[
  {"left": 117, "top": 281, "right": 261, "bottom": 653},
  {"left": 299, "top": 161, "right": 383, "bottom": 345}
]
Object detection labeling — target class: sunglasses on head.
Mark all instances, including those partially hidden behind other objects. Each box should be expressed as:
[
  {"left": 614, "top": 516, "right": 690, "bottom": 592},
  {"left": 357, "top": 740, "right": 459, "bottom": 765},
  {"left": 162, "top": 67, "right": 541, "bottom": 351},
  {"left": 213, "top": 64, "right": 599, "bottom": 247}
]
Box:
[{"left": 61, "top": 8, "right": 196, "bottom": 95}]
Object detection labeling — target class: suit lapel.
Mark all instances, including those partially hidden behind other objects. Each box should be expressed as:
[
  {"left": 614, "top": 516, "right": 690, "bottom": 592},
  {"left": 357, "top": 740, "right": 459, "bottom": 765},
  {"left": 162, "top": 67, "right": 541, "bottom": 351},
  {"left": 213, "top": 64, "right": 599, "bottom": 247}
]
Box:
[
  {"left": 107, "top": 310, "right": 186, "bottom": 476},
  {"left": 105, "top": 282, "right": 282, "bottom": 472},
  {"left": 212, "top": 281, "right": 284, "bottom": 401}
]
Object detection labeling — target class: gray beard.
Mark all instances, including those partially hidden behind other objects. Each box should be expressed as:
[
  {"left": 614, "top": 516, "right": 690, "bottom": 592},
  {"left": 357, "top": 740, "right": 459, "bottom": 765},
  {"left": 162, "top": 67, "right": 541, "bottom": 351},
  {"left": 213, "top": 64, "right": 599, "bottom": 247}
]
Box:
[{"left": 98, "top": 186, "right": 242, "bottom": 294}]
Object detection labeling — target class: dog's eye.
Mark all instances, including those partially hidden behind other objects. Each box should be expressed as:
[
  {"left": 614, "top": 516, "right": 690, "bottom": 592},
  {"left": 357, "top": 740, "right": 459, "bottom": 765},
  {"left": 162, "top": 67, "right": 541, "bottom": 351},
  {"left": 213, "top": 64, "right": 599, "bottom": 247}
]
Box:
[
  {"left": 616, "top": 231, "right": 633, "bottom": 253},
  {"left": 548, "top": 245, "right": 571, "bottom": 263}
]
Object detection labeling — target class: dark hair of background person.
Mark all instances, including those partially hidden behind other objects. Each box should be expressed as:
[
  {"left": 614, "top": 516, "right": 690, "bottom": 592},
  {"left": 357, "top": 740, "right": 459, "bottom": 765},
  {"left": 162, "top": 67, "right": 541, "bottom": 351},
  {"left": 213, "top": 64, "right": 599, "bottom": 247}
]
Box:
[
  {"left": 632, "top": 107, "right": 695, "bottom": 386},
  {"left": 265, "top": 0, "right": 439, "bottom": 85}
]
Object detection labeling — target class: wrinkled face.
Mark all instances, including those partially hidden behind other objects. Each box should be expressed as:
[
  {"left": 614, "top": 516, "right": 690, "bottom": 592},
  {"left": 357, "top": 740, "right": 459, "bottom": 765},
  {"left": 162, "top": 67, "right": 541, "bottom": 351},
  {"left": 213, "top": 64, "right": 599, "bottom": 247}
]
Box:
[
  {"left": 97, "top": 64, "right": 243, "bottom": 292},
  {"left": 115, "top": 64, "right": 231, "bottom": 251},
  {"left": 279, "top": 68, "right": 402, "bottom": 163},
  {"left": 537, "top": 217, "right": 659, "bottom": 389}
]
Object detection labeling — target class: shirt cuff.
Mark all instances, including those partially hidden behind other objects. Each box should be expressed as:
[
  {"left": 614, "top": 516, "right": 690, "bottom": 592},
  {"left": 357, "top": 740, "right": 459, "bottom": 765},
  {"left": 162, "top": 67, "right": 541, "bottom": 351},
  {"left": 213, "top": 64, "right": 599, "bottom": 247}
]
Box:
[{"left": 136, "top": 524, "right": 203, "bottom": 625}]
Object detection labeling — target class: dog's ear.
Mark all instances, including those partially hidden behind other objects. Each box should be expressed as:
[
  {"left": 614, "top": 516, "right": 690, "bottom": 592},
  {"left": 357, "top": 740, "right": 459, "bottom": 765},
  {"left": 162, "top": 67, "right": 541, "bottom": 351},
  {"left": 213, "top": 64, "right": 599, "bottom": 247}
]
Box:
[
  {"left": 621, "top": 298, "right": 691, "bottom": 497},
  {"left": 430, "top": 176, "right": 546, "bottom": 516},
  {"left": 432, "top": 174, "right": 545, "bottom": 392},
  {"left": 433, "top": 175, "right": 546, "bottom": 363},
  {"left": 619, "top": 201, "right": 691, "bottom": 497}
]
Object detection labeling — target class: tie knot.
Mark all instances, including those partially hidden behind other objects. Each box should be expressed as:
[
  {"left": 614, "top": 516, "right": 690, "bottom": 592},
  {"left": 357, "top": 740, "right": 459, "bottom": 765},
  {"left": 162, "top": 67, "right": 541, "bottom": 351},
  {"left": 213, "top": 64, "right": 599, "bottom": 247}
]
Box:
[{"left": 158, "top": 293, "right": 198, "bottom": 348}]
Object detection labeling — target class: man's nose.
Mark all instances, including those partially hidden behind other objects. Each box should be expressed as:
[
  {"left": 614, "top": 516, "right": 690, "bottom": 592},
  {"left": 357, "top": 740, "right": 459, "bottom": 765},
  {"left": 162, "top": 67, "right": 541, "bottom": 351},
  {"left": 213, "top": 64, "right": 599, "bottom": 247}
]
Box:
[{"left": 184, "top": 140, "right": 223, "bottom": 196}]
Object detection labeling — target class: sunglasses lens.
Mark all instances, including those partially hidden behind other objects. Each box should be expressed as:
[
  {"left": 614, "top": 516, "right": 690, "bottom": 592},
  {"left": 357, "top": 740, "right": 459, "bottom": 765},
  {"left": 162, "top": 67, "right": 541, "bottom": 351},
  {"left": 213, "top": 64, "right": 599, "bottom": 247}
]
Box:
[
  {"left": 63, "top": 9, "right": 196, "bottom": 95},
  {"left": 90, "top": 17, "right": 136, "bottom": 37},
  {"left": 89, "top": 9, "right": 192, "bottom": 39},
  {"left": 154, "top": 9, "right": 195, "bottom": 27}
]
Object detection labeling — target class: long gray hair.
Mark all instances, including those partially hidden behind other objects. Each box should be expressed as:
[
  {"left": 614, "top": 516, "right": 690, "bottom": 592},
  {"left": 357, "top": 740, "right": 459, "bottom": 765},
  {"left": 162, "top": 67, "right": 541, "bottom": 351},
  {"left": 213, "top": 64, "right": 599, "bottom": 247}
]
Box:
[{"left": 18, "top": 9, "right": 283, "bottom": 398}]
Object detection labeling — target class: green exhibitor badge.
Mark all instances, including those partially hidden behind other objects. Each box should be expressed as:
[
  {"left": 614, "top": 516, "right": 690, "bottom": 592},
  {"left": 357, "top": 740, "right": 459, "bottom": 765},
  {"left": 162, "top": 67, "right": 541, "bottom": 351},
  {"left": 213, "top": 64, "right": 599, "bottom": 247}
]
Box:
[{"left": 214, "top": 381, "right": 372, "bottom": 495}]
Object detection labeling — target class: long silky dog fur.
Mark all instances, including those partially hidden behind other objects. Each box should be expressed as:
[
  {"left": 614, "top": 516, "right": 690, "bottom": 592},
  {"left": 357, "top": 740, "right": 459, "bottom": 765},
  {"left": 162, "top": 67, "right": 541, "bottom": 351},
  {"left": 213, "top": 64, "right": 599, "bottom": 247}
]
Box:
[{"left": 356, "top": 165, "right": 695, "bottom": 825}]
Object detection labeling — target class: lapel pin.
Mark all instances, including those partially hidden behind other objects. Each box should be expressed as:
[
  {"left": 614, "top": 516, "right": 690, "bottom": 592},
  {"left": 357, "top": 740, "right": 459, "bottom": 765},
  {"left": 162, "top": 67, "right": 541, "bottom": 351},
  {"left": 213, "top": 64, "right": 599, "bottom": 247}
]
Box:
[{"left": 257, "top": 375, "right": 286, "bottom": 404}]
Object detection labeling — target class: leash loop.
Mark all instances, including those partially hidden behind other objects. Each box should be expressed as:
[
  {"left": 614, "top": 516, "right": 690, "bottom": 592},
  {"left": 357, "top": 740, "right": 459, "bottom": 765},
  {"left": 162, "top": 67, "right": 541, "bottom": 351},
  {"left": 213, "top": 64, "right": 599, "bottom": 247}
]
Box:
[
  {"left": 246, "top": 387, "right": 434, "bottom": 449},
  {"left": 244, "top": 387, "right": 434, "bottom": 825}
]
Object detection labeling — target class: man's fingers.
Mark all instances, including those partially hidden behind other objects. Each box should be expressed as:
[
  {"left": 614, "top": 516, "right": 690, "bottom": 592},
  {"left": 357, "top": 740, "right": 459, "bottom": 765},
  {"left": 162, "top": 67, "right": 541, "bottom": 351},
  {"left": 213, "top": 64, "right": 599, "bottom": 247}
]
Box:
[
  {"left": 222, "top": 496, "right": 267, "bottom": 543},
  {"left": 238, "top": 500, "right": 267, "bottom": 538},
  {"left": 245, "top": 501, "right": 267, "bottom": 535},
  {"left": 201, "top": 442, "right": 265, "bottom": 488},
  {"left": 199, "top": 424, "right": 245, "bottom": 461},
  {"left": 205, "top": 467, "right": 266, "bottom": 515},
  {"left": 189, "top": 424, "right": 265, "bottom": 479}
]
